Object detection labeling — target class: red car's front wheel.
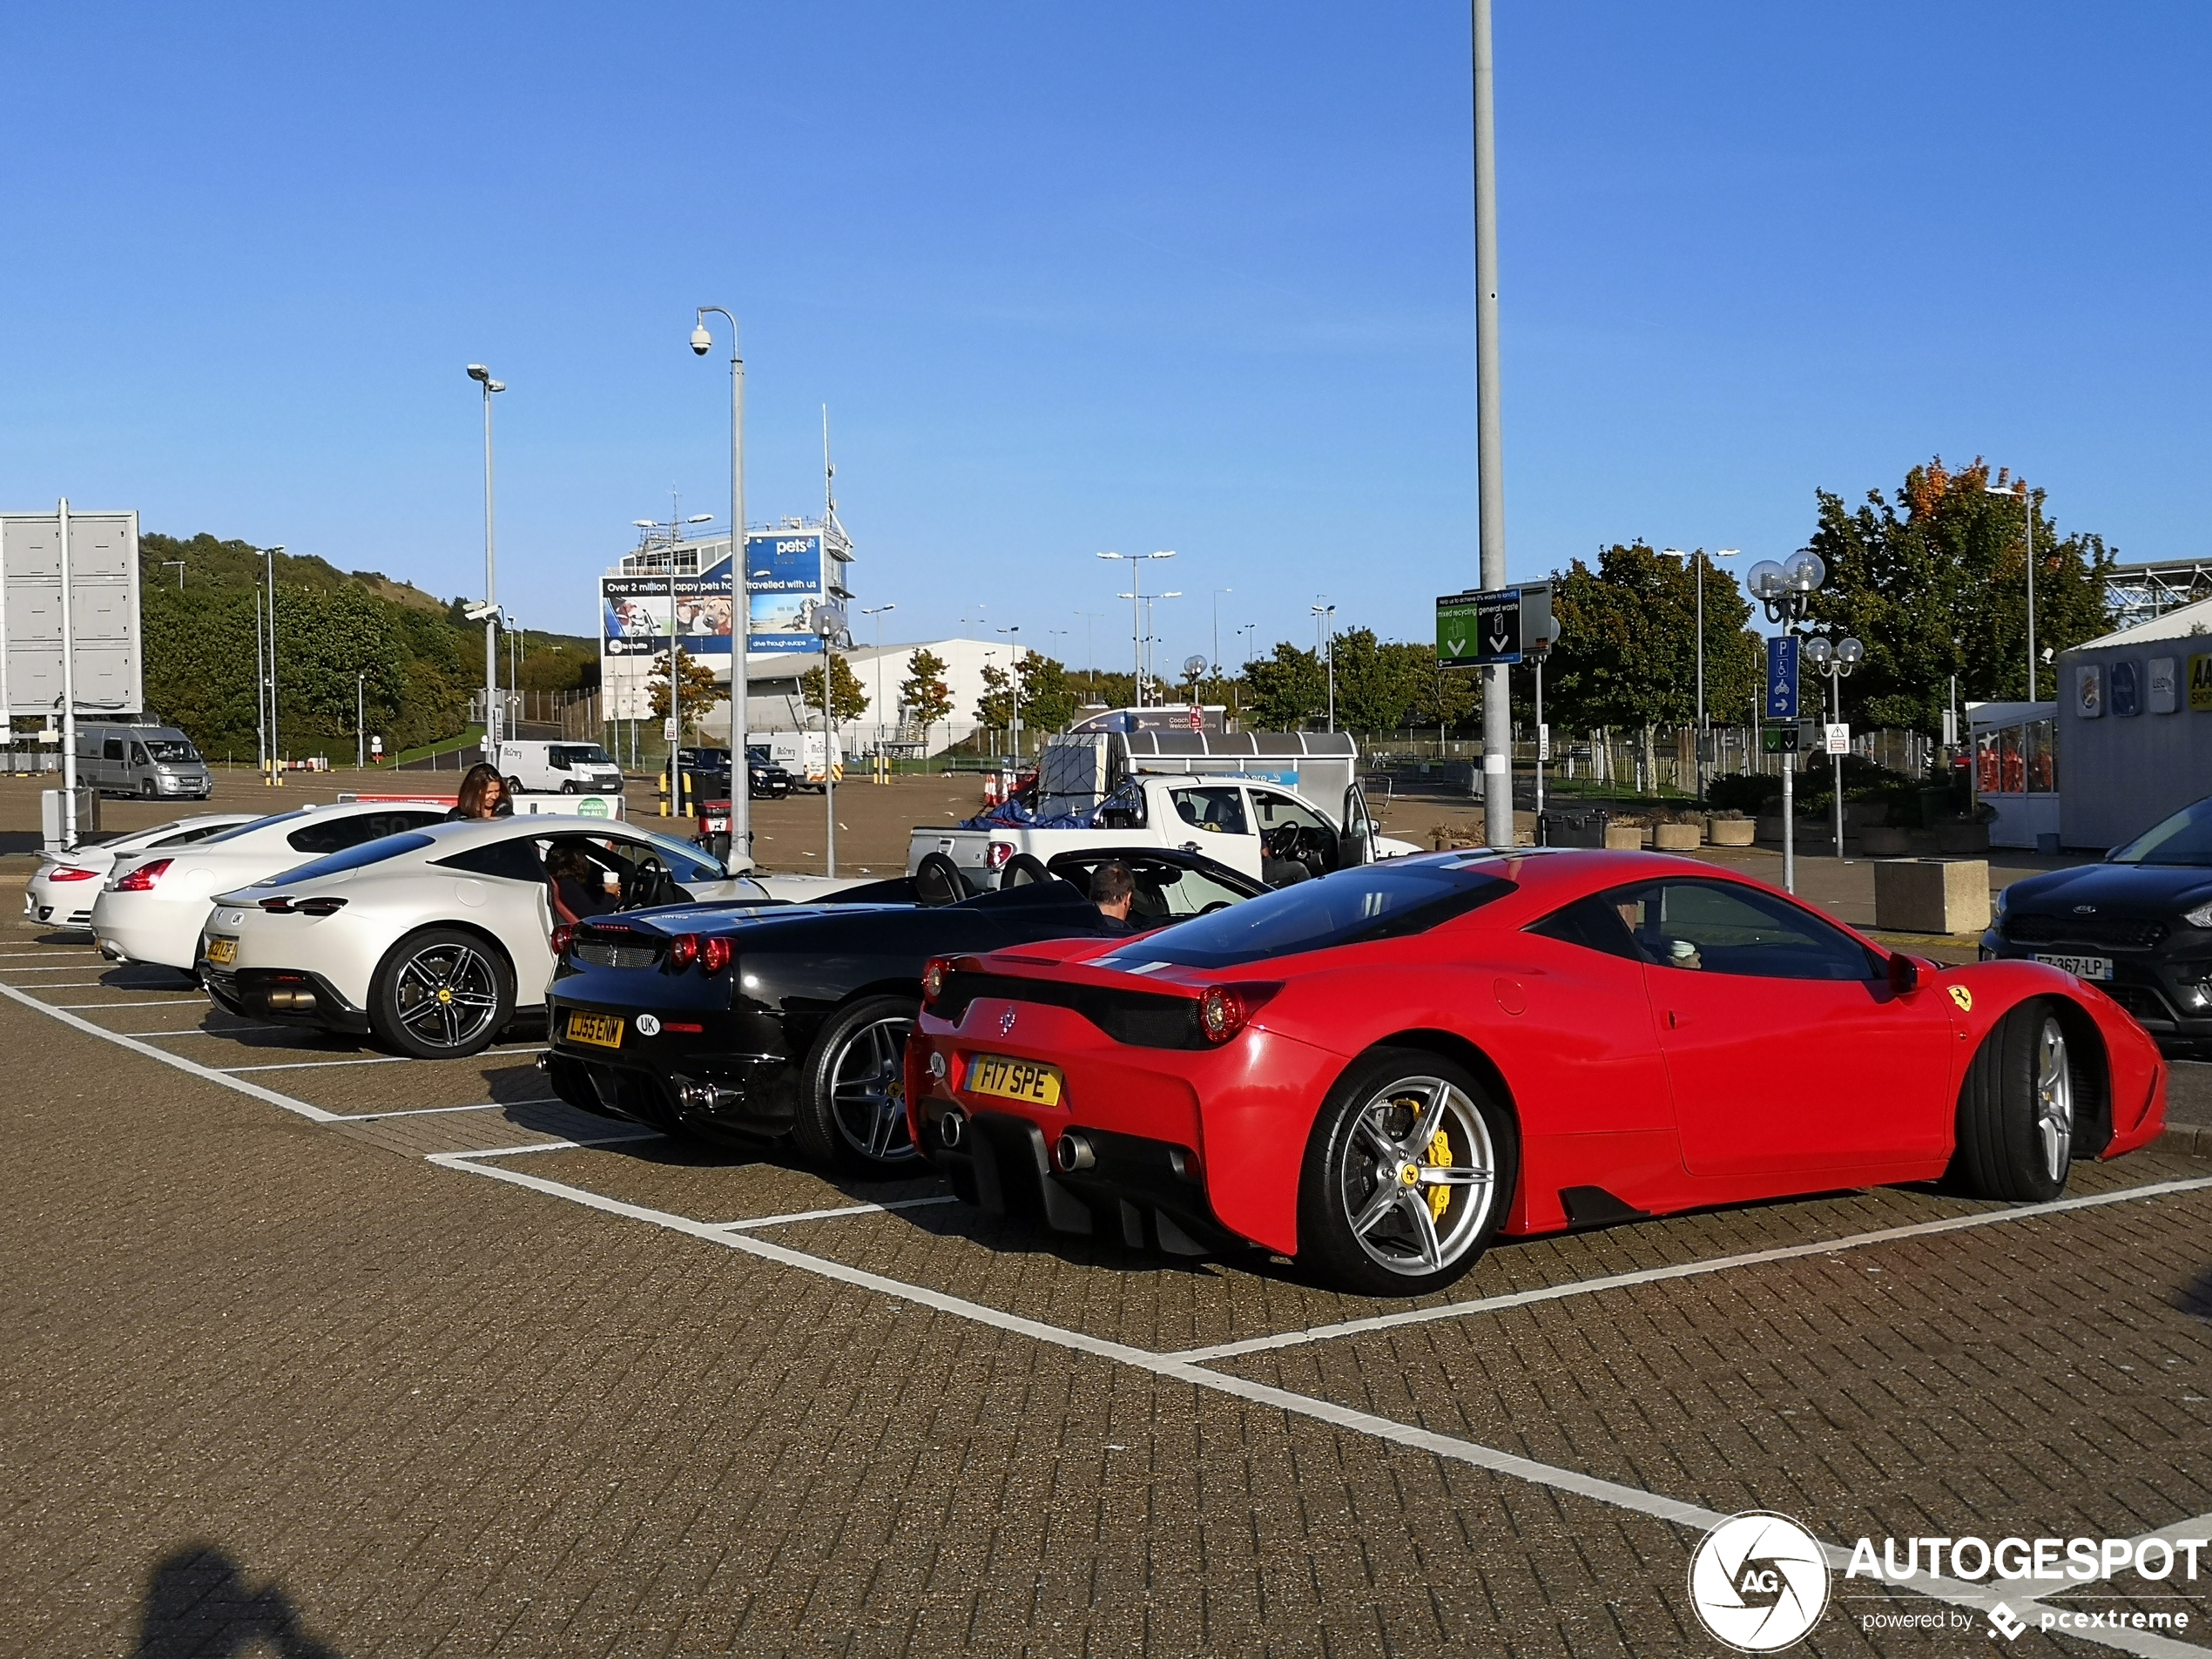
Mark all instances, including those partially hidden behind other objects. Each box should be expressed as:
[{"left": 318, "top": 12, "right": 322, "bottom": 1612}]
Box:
[{"left": 1297, "top": 1049, "right": 1517, "bottom": 1296}]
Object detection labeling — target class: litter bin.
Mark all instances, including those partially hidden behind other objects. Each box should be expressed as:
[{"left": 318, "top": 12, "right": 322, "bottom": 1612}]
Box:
[{"left": 1538, "top": 809, "right": 1609, "bottom": 849}]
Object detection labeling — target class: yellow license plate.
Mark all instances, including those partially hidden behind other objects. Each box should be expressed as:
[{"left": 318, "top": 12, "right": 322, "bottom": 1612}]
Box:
[
  {"left": 206, "top": 936, "right": 238, "bottom": 967},
  {"left": 965, "top": 1051, "right": 1063, "bottom": 1108},
  {"left": 564, "top": 1009, "right": 624, "bottom": 1049}
]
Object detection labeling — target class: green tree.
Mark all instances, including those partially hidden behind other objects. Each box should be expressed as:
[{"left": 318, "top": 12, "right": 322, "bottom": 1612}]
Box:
[
  {"left": 649, "top": 650, "right": 724, "bottom": 741},
  {"left": 1799, "top": 456, "right": 2116, "bottom": 729},
  {"left": 1019, "top": 654, "right": 1080, "bottom": 734},
  {"left": 798, "top": 651, "right": 870, "bottom": 725},
  {"left": 899, "top": 648, "right": 954, "bottom": 747},
  {"left": 1243, "top": 643, "right": 1327, "bottom": 728},
  {"left": 1540, "top": 543, "right": 1759, "bottom": 738},
  {"left": 973, "top": 662, "right": 1014, "bottom": 729}
]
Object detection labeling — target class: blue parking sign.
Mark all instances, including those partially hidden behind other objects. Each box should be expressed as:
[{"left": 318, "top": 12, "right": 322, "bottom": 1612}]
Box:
[{"left": 1765, "top": 636, "right": 1799, "bottom": 720}]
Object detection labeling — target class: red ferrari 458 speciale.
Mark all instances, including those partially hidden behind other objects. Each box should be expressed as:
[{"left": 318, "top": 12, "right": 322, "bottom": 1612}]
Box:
[{"left": 905, "top": 849, "right": 2166, "bottom": 1294}]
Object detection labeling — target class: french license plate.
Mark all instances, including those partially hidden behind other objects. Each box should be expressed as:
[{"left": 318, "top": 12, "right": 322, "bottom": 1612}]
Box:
[
  {"left": 564, "top": 1009, "right": 624, "bottom": 1049},
  {"left": 2035, "top": 953, "right": 2113, "bottom": 981},
  {"left": 205, "top": 936, "right": 238, "bottom": 967},
  {"left": 964, "top": 1051, "right": 1063, "bottom": 1108}
]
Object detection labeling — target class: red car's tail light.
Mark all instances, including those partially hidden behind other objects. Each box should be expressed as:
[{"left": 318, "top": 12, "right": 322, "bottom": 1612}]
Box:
[
  {"left": 699, "top": 936, "right": 733, "bottom": 974},
  {"left": 550, "top": 923, "right": 576, "bottom": 958},
  {"left": 114, "top": 859, "right": 171, "bottom": 893},
  {"left": 666, "top": 934, "right": 699, "bottom": 971},
  {"left": 50, "top": 866, "right": 99, "bottom": 882},
  {"left": 1197, "top": 982, "right": 1281, "bottom": 1045},
  {"left": 921, "top": 957, "right": 952, "bottom": 1004}
]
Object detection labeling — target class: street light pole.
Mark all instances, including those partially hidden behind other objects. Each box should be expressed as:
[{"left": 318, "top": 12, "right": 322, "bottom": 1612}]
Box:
[
  {"left": 1311, "top": 602, "right": 1338, "bottom": 732},
  {"left": 1662, "top": 546, "right": 1738, "bottom": 797},
  {"left": 356, "top": 672, "right": 366, "bottom": 771},
  {"left": 996, "top": 624, "right": 1023, "bottom": 762},
  {"left": 1985, "top": 478, "right": 2037, "bottom": 701},
  {"left": 692, "top": 309, "right": 748, "bottom": 865},
  {"left": 1747, "top": 551, "right": 1831, "bottom": 894},
  {"left": 264, "top": 543, "right": 284, "bottom": 785},
  {"left": 1096, "top": 551, "right": 1174, "bottom": 705},
  {"left": 1211, "top": 588, "right": 1232, "bottom": 675},
  {"left": 1472, "top": 0, "right": 1512, "bottom": 850},
  {"left": 465, "top": 365, "right": 506, "bottom": 762},
  {"left": 862, "top": 604, "right": 896, "bottom": 758}
]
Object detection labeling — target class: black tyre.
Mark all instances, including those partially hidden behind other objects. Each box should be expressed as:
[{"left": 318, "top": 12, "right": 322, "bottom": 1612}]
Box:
[
  {"left": 1295, "top": 1048, "right": 1517, "bottom": 1296},
  {"left": 1001, "top": 852, "right": 1052, "bottom": 887},
  {"left": 561, "top": 779, "right": 580, "bottom": 794},
  {"left": 1953, "top": 1000, "right": 2075, "bottom": 1202},
  {"left": 368, "top": 927, "right": 515, "bottom": 1060},
  {"left": 503, "top": 775, "right": 527, "bottom": 800},
  {"left": 793, "top": 995, "right": 920, "bottom": 1172},
  {"left": 139, "top": 778, "right": 157, "bottom": 799}
]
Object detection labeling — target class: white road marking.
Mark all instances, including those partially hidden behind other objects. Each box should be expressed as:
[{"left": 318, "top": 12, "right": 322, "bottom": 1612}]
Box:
[
  {"left": 51, "top": 998, "right": 207, "bottom": 1009},
  {"left": 1169, "top": 1173, "right": 2212, "bottom": 1362},
  {"left": 0, "top": 963, "right": 122, "bottom": 973},
  {"left": 22, "top": 981, "right": 145, "bottom": 990},
  {"left": 334, "top": 1098, "right": 563, "bottom": 1122},
  {"left": 116, "top": 1024, "right": 295, "bottom": 1038},
  {"left": 0, "top": 980, "right": 338, "bottom": 1124},
  {"left": 0, "top": 951, "right": 103, "bottom": 960},
  {"left": 425, "top": 1152, "right": 2208, "bottom": 1659},
  {"left": 450, "top": 1135, "right": 661, "bottom": 1157},
  {"left": 220, "top": 1055, "right": 409, "bottom": 1073},
  {"left": 711, "top": 1195, "right": 960, "bottom": 1231}
]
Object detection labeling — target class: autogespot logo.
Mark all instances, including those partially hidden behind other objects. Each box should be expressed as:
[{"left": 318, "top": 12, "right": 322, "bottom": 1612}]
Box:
[{"left": 1689, "top": 1512, "right": 1831, "bottom": 1652}]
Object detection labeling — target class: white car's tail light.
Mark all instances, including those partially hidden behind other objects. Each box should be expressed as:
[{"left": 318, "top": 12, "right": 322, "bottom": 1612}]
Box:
[
  {"left": 49, "top": 866, "right": 100, "bottom": 883},
  {"left": 113, "top": 860, "right": 171, "bottom": 893}
]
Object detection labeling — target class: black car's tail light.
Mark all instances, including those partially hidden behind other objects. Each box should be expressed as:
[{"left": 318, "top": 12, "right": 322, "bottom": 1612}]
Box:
[
  {"left": 667, "top": 934, "right": 699, "bottom": 972},
  {"left": 921, "top": 957, "right": 952, "bottom": 1005},
  {"left": 699, "top": 936, "right": 733, "bottom": 974}
]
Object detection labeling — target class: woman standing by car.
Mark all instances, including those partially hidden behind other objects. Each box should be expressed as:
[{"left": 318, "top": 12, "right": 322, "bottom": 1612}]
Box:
[{"left": 445, "top": 764, "right": 514, "bottom": 821}]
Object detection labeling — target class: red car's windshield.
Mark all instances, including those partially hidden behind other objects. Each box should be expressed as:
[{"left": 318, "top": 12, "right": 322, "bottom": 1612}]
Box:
[{"left": 1093, "top": 860, "right": 1513, "bottom": 970}]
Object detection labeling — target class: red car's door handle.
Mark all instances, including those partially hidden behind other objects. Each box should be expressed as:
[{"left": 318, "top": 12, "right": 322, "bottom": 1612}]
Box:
[{"left": 1667, "top": 1008, "right": 1688, "bottom": 1028}]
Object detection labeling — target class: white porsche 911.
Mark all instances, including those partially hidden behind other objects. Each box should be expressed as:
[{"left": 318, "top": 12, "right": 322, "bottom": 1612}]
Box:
[
  {"left": 201, "top": 817, "right": 787, "bottom": 1058},
  {"left": 26, "top": 813, "right": 258, "bottom": 929}
]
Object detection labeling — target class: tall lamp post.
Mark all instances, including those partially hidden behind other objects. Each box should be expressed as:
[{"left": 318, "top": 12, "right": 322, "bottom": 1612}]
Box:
[
  {"left": 862, "top": 604, "right": 896, "bottom": 759},
  {"left": 1984, "top": 477, "right": 2039, "bottom": 702},
  {"left": 808, "top": 599, "right": 853, "bottom": 875},
  {"left": 1661, "top": 546, "right": 1739, "bottom": 796},
  {"left": 264, "top": 543, "right": 285, "bottom": 785},
  {"left": 1311, "top": 602, "right": 1337, "bottom": 732},
  {"left": 464, "top": 365, "right": 505, "bottom": 759},
  {"left": 691, "top": 308, "right": 749, "bottom": 865},
  {"left": 995, "top": 624, "right": 1023, "bottom": 762},
  {"left": 1211, "top": 588, "right": 1233, "bottom": 676},
  {"left": 1746, "top": 551, "right": 1829, "bottom": 894},
  {"left": 1803, "top": 633, "right": 1865, "bottom": 860},
  {"left": 356, "top": 672, "right": 366, "bottom": 771},
  {"left": 1096, "top": 550, "right": 1174, "bottom": 705}
]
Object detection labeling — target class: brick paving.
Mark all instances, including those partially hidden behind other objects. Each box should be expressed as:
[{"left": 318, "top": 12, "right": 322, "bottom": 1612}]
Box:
[{"left": 3, "top": 911, "right": 2211, "bottom": 1654}]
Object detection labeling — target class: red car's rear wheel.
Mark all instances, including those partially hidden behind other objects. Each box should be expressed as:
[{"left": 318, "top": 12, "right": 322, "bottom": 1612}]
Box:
[{"left": 1297, "top": 1049, "right": 1517, "bottom": 1296}]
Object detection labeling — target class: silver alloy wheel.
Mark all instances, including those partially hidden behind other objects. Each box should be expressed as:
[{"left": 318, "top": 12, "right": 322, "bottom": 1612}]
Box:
[
  {"left": 1339, "top": 1074, "right": 1497, "bottom": 1278},
  {"left": 2035, "top": 1016, "right": 2074, "bottom": 1184},
  {"left": 393, "top": 943, "right": 502, "bottom": 1051},
  {"left": 828, "top": 1014, "right": 917, "bottom": 1162}
]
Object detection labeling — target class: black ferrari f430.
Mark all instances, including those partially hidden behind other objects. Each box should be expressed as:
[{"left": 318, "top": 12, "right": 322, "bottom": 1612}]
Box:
[{"left": 540, "top": 846, "right": 1265, "bottom": 1172}]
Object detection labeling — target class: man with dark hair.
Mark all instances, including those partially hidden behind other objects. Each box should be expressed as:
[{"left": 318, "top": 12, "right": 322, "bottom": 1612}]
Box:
[{"left": 1089, "top": 860, "right": 1137, "bottom": 934}]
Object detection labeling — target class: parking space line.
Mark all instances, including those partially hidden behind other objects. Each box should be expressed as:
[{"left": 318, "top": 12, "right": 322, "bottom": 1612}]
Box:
[
  {"left": 23, "top": 981, "right": 145, "bottom": 990},
  {"left": 0, "top": 963, "right": 118, "bottom": 973},
  {"left": 51, "top": 998, "right": 207, "bottom": 1009},
  {"left": 219, "top": 1055, "right": 409, "bottom": 1073},
  {"left": 1168, "top": 1173, "right": 2212, "bottom": 1363},
  {"left": 117, "top": 1024, "right": 293, "bottom": 1038},
  {"left": 449, "top": 1135, "right": 662, "bottom": 1157},
  {"left": 0, "top": 980, "right": 339, "bottom": 1124},
  {"left": 711, "top": 1195, "right": 959, "bottom": 1231},
  {"left": 334, "top": 1099, "right": 562, "bottom": 1122},
  {"left": 426, "top": 1152, "right": 2201, "bottom": 1659}
]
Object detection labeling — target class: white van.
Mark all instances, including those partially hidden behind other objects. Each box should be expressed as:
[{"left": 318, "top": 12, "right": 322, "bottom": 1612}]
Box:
[
  {"left": 495, "top": 740, "right": 626, "bottom": 796},
  {"left": 77, "top": 724, "right": 214, "bottom": 799},
  {"left": 748, "top": 731, "right": 842, "bottom": 792}
]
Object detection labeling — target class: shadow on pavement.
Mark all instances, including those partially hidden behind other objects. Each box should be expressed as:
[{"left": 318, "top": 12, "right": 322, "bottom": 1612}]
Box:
[{"left": 132, "top": 1543, "right": 339, "bottom": 1657}]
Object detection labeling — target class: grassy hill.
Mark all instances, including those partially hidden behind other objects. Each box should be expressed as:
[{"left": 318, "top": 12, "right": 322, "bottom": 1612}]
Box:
[{"left": 138, "top": 532, "right": 596, "bottom": 759}]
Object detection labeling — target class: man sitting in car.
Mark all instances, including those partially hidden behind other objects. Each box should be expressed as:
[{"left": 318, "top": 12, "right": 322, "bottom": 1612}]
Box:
[{"left": 1089, "top": 860, "right": 1138, "bottom": 934}]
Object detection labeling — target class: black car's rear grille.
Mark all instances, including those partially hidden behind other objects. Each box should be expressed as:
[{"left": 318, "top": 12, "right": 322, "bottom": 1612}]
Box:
[
  {"left": 2003, "top": 914, "right": 2168, "bottom": 950},
  {"left": 934, "top": 970, "right": 1206, "bottom": 1049},
  {"left": 574, "top": 941, "right": 660, "bottom": 969}
]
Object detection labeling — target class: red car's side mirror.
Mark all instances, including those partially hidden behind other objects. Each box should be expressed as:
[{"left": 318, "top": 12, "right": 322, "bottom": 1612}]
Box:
[{"left": 1887, "top": 953, "right": 1921, "bottom": 995}]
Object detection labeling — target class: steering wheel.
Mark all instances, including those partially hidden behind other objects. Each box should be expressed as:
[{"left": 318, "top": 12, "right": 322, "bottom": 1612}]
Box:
[
  {"left": 1265, "top": 823, "right": 1305, "bottom": 862},
  {"left": 1198, "top": 900, "right": 1233, "bottom": 914},
  {"left": 621, "top": 855, "right": 671, "bottom": 911}
]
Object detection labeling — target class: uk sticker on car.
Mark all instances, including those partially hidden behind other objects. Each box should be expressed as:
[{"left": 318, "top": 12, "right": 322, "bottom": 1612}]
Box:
[{"left": 2034, "top": 953, "right": 2113, "bottom": 981}]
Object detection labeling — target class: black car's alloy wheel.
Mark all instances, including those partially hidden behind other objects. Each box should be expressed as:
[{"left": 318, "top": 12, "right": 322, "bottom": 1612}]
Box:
[
  {"left": 1298, "top": 1049, "right": 1516, "bottom": 1296},
  {"left": 796, "top": 995, "right": 920, "bottom": 1172},
  {"left": 370, "top": 927, "right": 514, "bottom": 1060}
]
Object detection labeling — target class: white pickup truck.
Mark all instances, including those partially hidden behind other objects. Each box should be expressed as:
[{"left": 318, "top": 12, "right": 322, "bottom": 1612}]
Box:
[{"left": 907, "top": 772, "right": 1421, "bottom": 893}]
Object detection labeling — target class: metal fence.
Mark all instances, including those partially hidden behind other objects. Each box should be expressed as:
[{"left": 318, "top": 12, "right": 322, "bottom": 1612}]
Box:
[{"left": 1366, "top": 725, "right": 1940, "bottom": 797}]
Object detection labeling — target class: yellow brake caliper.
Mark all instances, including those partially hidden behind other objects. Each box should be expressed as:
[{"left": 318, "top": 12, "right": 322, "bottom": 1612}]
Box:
[{"left": 1424, "top": 1127, "right": 1453, "bottom": 1221}]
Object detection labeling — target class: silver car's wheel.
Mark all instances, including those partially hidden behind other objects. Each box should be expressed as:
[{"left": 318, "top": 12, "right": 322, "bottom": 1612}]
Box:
[
  {"left": 370, "top": 927, "right": 514, "bottom": 1060},
  {"left": 793, "top": 995, "right": 920, "bottom": 1172}
]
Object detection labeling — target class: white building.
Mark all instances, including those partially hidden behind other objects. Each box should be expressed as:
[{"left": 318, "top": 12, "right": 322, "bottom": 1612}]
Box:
[{"left": 693, "top": 637, "right": 1035, "bottom": 759}]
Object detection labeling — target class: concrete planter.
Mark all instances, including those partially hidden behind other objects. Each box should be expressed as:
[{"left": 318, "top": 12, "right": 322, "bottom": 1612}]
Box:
[
  {"left": 1873, "top": 858, "right": 1991, "bottom": 935},
  {"left": 1859, "top": 826, "right": 1913, "bottom": 856},
  {"left": 1604, "top": 825, "right": 1647, "bottom": 851},
  {"left": 1652, "top": 822, "right": 1703, "bottom": 851},
  {"left": 1935, "top": 822, "right": 1992, "bottom": 854},
  {"left": 1706, "top": 817, "right": 1757, "bottom": 846}
]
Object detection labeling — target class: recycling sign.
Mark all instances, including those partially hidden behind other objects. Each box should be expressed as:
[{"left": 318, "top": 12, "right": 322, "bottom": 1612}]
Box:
[{"left": 1437, "top": 583, "right": 1552, "bottom": 668}]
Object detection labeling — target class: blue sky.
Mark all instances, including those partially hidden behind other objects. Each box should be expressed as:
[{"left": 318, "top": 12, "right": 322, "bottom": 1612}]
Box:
[{"left": 3, "top": 3, "right": 2206, "bottom": 672}]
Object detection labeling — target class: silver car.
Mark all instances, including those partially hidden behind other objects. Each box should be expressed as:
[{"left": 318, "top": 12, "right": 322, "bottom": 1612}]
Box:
[{"left": 202, "top": 818, "right": 782, "bottom": 1058}]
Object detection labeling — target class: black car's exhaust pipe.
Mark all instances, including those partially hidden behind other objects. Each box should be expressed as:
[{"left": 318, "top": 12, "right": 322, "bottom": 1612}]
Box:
[{"left": 1055, "top": 1131, "right": 1096, "bottom": 1172}]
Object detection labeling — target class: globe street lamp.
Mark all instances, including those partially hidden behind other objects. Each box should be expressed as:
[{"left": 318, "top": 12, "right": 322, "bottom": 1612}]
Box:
[
  {"left": 1744, "top": 550, "right": 1828, "bottom": 892},
  {"left": 465, "top": 365, "right": 505, "bottom": 757},
  {"left": 1803, "top": 633, "right": 1865, "bottom": 860},
  {"left": 691, "top": 309, "right": 748, "bottom": 867}
]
